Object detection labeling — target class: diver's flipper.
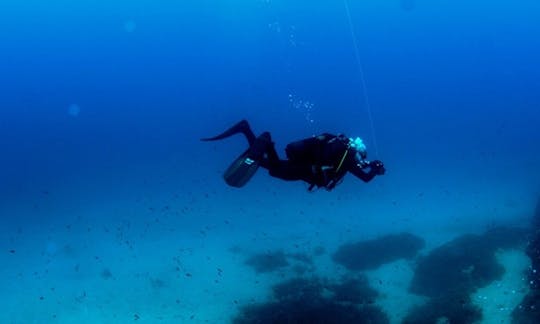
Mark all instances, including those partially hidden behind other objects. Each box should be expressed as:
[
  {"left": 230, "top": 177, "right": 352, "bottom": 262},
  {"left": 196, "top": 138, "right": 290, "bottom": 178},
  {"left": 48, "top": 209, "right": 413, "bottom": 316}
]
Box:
[
  {"left": 222, "top": 132, "right": 271, "bottom": 188},
  {"left": 201, "top": 120, "right": 256, "bottom": 146},
  {"left": 224, "top": 149, "right": 260, "bottom": 188}
]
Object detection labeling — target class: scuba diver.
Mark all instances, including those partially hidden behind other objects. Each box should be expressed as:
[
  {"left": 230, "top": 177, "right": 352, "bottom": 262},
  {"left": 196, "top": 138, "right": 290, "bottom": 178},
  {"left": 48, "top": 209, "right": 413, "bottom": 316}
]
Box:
[{"left": 202, "top": 120, "right": 385, "bottom": 191}]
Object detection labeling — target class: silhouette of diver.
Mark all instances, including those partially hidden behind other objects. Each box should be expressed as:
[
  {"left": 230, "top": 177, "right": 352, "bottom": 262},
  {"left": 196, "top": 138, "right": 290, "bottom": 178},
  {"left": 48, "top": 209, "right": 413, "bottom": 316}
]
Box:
[{"left": 202, "top": 120, "right": 385, "bottom": 191}]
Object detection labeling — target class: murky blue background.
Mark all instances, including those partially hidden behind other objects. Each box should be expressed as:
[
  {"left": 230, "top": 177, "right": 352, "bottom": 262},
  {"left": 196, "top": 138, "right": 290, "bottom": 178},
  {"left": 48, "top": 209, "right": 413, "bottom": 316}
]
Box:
[{"left": 1, "top": 0, "right": 539, "bottom": 322}]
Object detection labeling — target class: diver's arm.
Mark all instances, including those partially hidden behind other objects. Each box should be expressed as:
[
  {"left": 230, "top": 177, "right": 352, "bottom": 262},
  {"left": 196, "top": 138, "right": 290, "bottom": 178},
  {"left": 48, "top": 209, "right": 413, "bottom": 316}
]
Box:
[
  {"left": 349, "top": 164, "right": 377, "bottom": 182},
  {"left": 348, "top": 159, "right": 385, "bottom": 183}
]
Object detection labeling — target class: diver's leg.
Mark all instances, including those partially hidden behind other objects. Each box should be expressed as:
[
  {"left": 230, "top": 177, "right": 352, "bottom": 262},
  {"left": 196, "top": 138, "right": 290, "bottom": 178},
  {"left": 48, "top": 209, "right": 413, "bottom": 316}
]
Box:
[
  {"left": 265, "top": 160, "right": 309, "bottom": 181},
  {"left": 247, "top": 132, "right": 273, "bottom": 161},
  {"left": 221, "top": 129, "right": 306, "bottom": 184},
  {"left": 201, "top": 119, "right": 256, "bottom": 146},
  {"left": 243, "top": 131, "right": 281, "bottom": 166},
  {"left": 265, "top": 137, "right": 280, "bottom": 166},
  {"left": 256, "top": 134, "right": 307, "bottom": 181},
  {"left": 222, "top": 131, "right": 273, "bottom": 188}
]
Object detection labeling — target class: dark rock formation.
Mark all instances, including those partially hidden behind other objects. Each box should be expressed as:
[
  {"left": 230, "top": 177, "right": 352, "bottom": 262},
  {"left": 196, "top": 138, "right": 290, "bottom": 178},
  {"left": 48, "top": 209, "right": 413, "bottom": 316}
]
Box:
[
  {"left": 409, "top": 233, "right": 505, "bottom": 298},
  {"left": 244, "top": 249, "right": 315, "bottom": 274},
  {"left": 512, "top": 196, "right": 540, "bottom": 323},
  {"left": 406, "top": 227, "right": 527, "bottom": 323},
  {"left": 330, "top": 276, "right": 378, "bottom": 305},
  {"left": 403, "top": 293, "right": 482, "bottom": 324},
  {"left": 332, "top": 233, "right": 425, "bottom": 271},
  {"left": 245, "top": 250, "right": 289, "bottom": 273},
  {"left": 233, "top": 276, "right": 388, "bottom": 324}
]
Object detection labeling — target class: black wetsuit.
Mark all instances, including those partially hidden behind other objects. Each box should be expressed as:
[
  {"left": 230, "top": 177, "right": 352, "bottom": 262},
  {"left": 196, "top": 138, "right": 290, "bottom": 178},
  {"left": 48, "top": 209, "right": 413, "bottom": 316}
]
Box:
[
  {"left": 202, "top": 120, "right": 384, "bottom": 190},
  {"left": 263, "top": 133, "right": 379, "bottom": 190}
]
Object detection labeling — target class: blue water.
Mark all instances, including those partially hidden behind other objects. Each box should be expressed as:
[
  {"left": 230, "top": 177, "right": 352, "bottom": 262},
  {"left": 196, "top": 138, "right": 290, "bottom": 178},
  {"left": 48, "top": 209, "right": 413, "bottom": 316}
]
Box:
[{"left": 1, "top": 0, "right": 539, "bottom": 323}]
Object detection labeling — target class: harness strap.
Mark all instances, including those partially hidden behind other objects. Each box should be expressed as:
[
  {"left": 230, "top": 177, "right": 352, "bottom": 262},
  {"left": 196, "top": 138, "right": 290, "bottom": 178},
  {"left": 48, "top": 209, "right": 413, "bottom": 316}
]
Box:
[
  {"left": 308, "top": 136, "right": 351, "bottom": 192},
  {"left": 335, "top": 144, "right": 350, "bottom": 173}
]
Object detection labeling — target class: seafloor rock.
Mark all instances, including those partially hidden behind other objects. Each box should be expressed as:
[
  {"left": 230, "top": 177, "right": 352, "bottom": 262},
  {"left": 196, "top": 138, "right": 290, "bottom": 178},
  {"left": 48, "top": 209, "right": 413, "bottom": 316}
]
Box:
[
  {"left": 512, "top": 290, "right": 540, "bottom": 324},
  {"left": 233, "top": 276, "right": 388, "bottom": 324},
  {"left": 332, "top": 232, "right": 425, "bottom": 271},
  {"left": 535, "top": 195, "right": 540, "bottom": 227},
  {"left": 244, "top": 250, "right": 315, "bottom": 274},
  {"left": 511, "top": 196, "right": 540, "bottom": 323},
  {"left": 409, "top": 234, "right": 505, "bottom": 298},
  {"left": 272, "top": 277, "right": 323, "bottom": 301},
  {"left": 407, "top": 227, "right": 527, "bottom": 323},
  {"left": 530, "top": 196, "right": 540, "bottom": 286},
  {"left": 245, "top": 250, "right": 289, "bottom": 273},
  {"left": 330, "top": 276, "right": 378, "bottom": 304},
  {"left": 525, "top": 228, "right": 540, "bottom": 292},
  {"left": 403, "top": 293, "right": 481, "bottom": 324}
]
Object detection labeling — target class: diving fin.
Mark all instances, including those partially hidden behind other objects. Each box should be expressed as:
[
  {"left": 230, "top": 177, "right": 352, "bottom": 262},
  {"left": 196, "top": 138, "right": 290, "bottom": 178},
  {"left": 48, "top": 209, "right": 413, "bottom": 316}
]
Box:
[
  {"left": 223, "top": 132, "right": 271, "bottom": 188},
  {"left": 224, "top": 149, "right": 260, "bottom": 188},
  {"left": 201, "top": 120, "right": 256, "bottom": 145}
]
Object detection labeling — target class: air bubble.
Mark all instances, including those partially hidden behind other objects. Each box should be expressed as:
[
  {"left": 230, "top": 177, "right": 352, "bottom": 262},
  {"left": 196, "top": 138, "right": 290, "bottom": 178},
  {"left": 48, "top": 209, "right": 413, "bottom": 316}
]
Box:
[{"left": 288, "top": 93, "right": 315, "bottom": 124}]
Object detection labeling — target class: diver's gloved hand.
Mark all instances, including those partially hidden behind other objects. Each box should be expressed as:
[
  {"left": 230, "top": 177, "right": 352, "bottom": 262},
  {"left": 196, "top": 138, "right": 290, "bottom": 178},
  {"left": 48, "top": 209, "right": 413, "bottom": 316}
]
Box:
[{"left": 369, "top": 160, "right": 386, "bottom": 175}]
